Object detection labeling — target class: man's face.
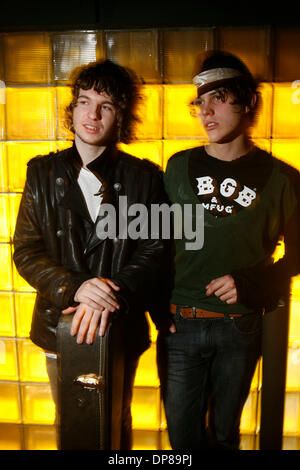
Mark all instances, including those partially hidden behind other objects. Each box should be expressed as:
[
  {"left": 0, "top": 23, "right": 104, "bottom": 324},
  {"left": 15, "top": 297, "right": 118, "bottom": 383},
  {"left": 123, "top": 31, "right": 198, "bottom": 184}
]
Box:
[
  {"left": 195, "top": 88, "right": 248, "bottom": 144},
  {"left": 72, "top": 88, "right": 118, "bottom": 147}
]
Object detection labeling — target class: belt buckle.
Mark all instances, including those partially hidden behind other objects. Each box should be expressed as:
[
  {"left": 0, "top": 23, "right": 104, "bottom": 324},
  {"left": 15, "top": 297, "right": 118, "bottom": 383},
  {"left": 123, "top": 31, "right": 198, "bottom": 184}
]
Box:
[{"left": 192, "top": 306, "right": 197, "bottom": 318}]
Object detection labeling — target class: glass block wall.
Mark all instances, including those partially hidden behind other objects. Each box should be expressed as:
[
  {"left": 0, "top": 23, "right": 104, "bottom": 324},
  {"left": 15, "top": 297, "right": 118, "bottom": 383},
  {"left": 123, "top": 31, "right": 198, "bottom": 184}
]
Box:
[{"left": 0, "top": 27, "right": 300, "bottom": 450}]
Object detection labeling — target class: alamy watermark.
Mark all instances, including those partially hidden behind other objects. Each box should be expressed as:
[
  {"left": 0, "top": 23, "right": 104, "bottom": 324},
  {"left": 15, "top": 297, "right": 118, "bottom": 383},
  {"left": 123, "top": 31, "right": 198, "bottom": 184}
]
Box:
[
  {"left": 292, "top": 80, "right": 300, "bottom": 104},
  {"left": 95, "top": 196, "right": 204, "bottom": 251}
]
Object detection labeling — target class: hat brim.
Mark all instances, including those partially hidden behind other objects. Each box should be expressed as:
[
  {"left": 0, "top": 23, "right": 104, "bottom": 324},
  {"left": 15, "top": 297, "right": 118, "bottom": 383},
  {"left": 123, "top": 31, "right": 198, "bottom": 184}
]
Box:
[{"left": 196, "top": 77, "right": 239, "bottom": 97}]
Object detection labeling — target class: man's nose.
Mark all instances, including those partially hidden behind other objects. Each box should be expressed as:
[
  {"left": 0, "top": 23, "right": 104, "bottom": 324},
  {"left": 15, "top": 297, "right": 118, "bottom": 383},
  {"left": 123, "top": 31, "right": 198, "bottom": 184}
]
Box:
[
  {"left": 201, "top": 101, "right": 213, "bottom": 117},
  {"left": 88, "top": 105, "right": 101, "bottom": 120}
]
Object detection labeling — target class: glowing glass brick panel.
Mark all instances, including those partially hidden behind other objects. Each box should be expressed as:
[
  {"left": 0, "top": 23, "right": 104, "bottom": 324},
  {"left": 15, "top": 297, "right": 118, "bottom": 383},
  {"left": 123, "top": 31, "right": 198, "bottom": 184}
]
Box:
[
  {"left": 0, "top": 339, "right": 18, "bottom": 381},
  {"left": 106, "top": 30, "right": 160, "bottom": 83},
  {"left": 56, "top": 86, "right": 74, "bottom": 140},
  {"left": 250, "top": 83, "right": 272, "bottom": 139},
  {"left": 164, "top": 85, "right": 206, "bottom": 138},
  {"left": 0, "top": 424, "right": 22, "bottom": 450},
  {"left": 7, "top": 141, "right": 56, "bottom": 192},
  {"left": 271, "top": 139, "right": 300, "bottom": 171},
  {"left": 163, "top": 140, "right": 207, "bottom": 170},
  {"left": 136, "top": 86, "right": 163, "bottom": 140},
  {"left": 132, "top": 387, "right": 161, "bottom": 430},
  {"left": 291, "top": 275, "right": 300, "bottom": 299},
  {"left": 251, "top": 139, "right": 271, "bottom": 153},
  {"left": 56, "top": 140, "right": 73, "bottom": 151},
  {"left": 53, "top": 32, "right": 99, "bottom": 83},
  {"left": 0, "top": 244, "right": 12, "bottom": 290},
  {"left": 6, "top": 87, "right": 56, "bottom": 140},
  {"left": 286, "top": 345, "right": 300, "bottom": 390},
  {"left": 219, "top": 27, "right": 271, "bottom": 81},
  {"left": 163, "top": 29, "right": 213, "bottom": 83},
  {"left": 240, "top": 392, "right": 259, "bottom": 433},
  {"left": 0, "top": 292, "right": 15, "bottom": 337},
  {"left": 275, "top": 29, "right": 300, "bottom": 82},
  {"left": 0, "top": 143, "right": 8, "bottom": 192},
  {"left": 24, "top": 425, "right": 57, "bottom": 450},
  {"left": 3, "top": 33, "right": 52, "bottom": 84},
  {"left": 0, "top": 195, "right": 10, "bottom": 242},
  {"left": 132, "top": 430, "right": 160, "bottom": 450},
  {"left": 118, "top": 141, "right": 162, "bottom": 167},
  {"left": 0, "top": 383, "right": 21, "bottom": 423},
  {"left": 14, "top": 292, "right": 36, "bottom": 338},
  {"left": 21, "top": 383, "right": 55, "bottom": 425},
  {"left": 283, "top": 392, "right": 300, "bottom": 433},
  {"left": 18, "top": 339, "right": 48, "bottom": 382},
  {"left": 8, "top": 194, "right": 22, "bottom": 242},
  {"left": 0, "top": 101, "right": 5, "bottom": 140},
  {"left": 134, "top": 344, "right": 159, "bottom": 387},
  {"left": 289, "top": 300, "right": 300, "bottom": 343},
  {"left": 272, "top": 83, "right": 300, "bottom": 138}
]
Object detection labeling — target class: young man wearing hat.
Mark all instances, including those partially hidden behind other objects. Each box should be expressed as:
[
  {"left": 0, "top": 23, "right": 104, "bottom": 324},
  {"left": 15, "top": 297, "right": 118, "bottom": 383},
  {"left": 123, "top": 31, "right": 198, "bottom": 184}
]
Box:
[{"left": 158, "top": 51, "right": 300, "bottom": 450}]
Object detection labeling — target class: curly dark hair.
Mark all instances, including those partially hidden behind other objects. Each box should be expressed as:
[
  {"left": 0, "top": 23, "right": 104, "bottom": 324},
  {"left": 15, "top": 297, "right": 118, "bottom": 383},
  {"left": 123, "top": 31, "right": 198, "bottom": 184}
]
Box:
[{"left": 65, "top": 59, "right": 142, "bottom": 144}]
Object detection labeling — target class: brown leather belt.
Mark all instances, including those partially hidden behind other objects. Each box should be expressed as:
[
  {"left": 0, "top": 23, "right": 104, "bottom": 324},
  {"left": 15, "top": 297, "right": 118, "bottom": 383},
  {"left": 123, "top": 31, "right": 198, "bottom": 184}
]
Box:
[{"left": 170, "top": 303, "right": 243, "bottom": 319}]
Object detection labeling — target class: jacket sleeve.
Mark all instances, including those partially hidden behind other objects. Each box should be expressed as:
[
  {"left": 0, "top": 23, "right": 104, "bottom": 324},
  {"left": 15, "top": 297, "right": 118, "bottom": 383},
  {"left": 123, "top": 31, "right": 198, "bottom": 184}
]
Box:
[
  {"left": 13, "top": 164, "right": 91, "bottom": 310},
  {"left": 111, "top": 168, "right": 172, "bottom": 328},
  {"left": 232, "top": 166, "right": 300, "bottom": 312}
]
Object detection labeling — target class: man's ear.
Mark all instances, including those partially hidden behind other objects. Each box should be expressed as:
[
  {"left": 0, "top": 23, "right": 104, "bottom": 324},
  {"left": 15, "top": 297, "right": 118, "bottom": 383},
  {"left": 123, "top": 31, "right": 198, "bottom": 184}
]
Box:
[{"left": 245, "top": 93, "right": 257, "bottom": 113}]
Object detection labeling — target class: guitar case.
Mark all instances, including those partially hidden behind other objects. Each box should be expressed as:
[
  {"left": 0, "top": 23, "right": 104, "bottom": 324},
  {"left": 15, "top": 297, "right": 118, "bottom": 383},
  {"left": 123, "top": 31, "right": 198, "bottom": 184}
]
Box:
[{"left": 56, "top": 314, "right": 125, "bottom": 450}]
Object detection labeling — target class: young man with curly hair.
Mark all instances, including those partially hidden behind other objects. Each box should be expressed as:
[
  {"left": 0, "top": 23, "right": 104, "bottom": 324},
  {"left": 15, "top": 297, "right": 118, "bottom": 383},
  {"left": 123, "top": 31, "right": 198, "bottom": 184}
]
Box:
[
  {"left": 13, "top": 59, "right": 167, "bottom": 450},
  {"left": 158, "top": 50, "right": 300, "bottom": 450}
]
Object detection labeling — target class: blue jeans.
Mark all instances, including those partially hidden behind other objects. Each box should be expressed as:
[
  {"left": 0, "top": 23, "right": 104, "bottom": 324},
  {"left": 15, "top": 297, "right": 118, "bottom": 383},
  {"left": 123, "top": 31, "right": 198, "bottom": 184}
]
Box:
[{"left": 157, "top": 309, "right": 262, "bottom": 450}]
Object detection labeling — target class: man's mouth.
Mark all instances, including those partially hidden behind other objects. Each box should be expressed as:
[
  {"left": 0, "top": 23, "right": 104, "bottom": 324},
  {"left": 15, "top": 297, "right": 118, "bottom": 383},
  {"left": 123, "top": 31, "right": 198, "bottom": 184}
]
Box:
[
  {"left": 205, "top": 121, "right": 218, "bottom": 130},
  {"left": 84, "top": 124, "right": 98, "bottom": 132}
]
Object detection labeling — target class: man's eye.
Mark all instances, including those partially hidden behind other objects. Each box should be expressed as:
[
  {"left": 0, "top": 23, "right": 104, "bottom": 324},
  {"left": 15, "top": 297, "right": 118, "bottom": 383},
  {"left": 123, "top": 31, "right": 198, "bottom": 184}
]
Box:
[{"left": 102, "top": 104, "right": 114, "bottom": 112}]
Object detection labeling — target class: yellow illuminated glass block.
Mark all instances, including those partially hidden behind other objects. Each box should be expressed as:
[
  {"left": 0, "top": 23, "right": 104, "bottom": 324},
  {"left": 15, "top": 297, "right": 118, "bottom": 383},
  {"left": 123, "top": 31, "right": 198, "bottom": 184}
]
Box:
[
  {"left": 289, "top": 300, "right": 300, "bottom": 343},
  {"left": 163, "top": 85, "right": 206, "bottom": 138},
  {"left": 56, "top": 86, "right": 73, "bottom": 140},
  {"left": 161, "top": 429, "right": 172, "bottom": 450},
  {"left": 240, "top": 433, "right": 257, "bottom": 451},
  {"left": 291, "top": 275, "right": 300, "bottom": 299},
  {"left": 272, "top": 83, "right": 300, "bottom": 138},
  {"left": 0, "top": 143, "right": 8, "bottom": 191},
  {"left": 275, "top": 29, "right": 300, "bottom": 82},
  {"left": 132, "top": 387, "right": 161, "bottom": 430},
  {"left": 6, "top": 87, "right": 56, "bottom": 140},
  {"left": 136, "top": 86, "right": 163, "bottom": 140},
  {"left": 3, "top": 33, "right": 52, "bottom": 84},
  {"left": 18, "top": 339, "right": 48, "bottom": 382},
  {"left": 286, "top": 345, "right": 300, "bottom": 390},
  {"left": 0, "top": 102, "right": 5, "bottom": 140},
  {"left": 272, "top": 239, "right": 285, "bottom": 263},
  {"left": 146, "top": 312, "right": 158, "bottom": 343},
  {"left": 132, "top": 430, "right": 160, "bottom": 450},
  {"left": 53, "top": 32, "right": 99, "bottom": 83},
  {"left": 219, "top": 27, "right": 271, "bottom": 80},
  {"left": 7, "top": 141, "right": 56, "bottom": 192},
  {"left": 240, "top": 391, "right": 259, "bottom": 433},
  {"left": 106, "top": 30, "right": 160, "bottom": 83},
  {"left": 283, "top": 392, "right": 300, "bottom": 433},
  {"left": 282, "top": 436, "right": 300, "bottom": 451},
  {"left": 134, "top": 344, "right": 159, "bottom": 387},
  {"left": 251, "top": 139, "right": 271, "bottom": 153},
  {"left": 271, "top": 139, "right": 300, "bottom": 171},
  {"left": 0, "top": 195, "right": 10, "bottom": 242},
  {"left": 118, "top": 141, "right": 162, "bottom": 167},
  {"left": 250, "top": 359, "right": 262, "bottom": 391},
  {"left": 250, "top": 83, "right": 272, "bottom": 139},
  {"left": 0, "top": 292, "right": 15, "bottom": 337},
  {"left": 8, "top": 194, "right": 22, "bottom": 241},
  {"left": 0, "top": 243, "right": 13, "bottom": 290},
  {"left": 0, "top": 382, "right": 21, "bottom": 423},
  {"left": 0, "top": 424, "right": 22, "bottom": 450},
  {"left": 24, "top": 425, "right": 57, "bottom": 450},
  {"left": 163, "top": 29, "right": 214, "bottom": 83},
  {"left": 21, "top": 383, "right": 55, "bottom": 425},
  {"left": 14, "top": 292, "right": 36, "bottom": 338},
  {"left": 0, "top": 338, "right": 18, "bottom": 381},
  {"left": 56, "top": 140, "right": 73, "bottom": 151},
  {"left": 163, "top": 140, "right": 207, "bottom": 170}
]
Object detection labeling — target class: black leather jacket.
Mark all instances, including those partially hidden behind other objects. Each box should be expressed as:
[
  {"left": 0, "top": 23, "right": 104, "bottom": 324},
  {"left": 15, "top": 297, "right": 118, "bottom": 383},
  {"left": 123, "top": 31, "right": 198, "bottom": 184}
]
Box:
[{"left": 13, "top": 143, "right": 168, "bottom": 356}]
